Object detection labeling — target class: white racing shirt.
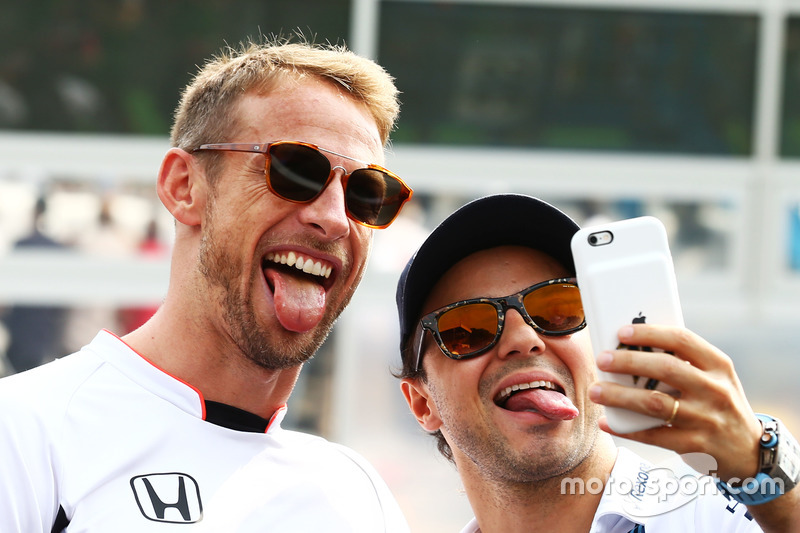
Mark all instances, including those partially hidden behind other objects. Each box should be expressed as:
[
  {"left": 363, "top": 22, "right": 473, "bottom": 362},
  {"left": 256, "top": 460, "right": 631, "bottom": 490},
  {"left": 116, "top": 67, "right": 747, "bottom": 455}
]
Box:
[
  {"left": 460, "top": 447, "right": 763, "bottom": 533},
  {"left": 0, "top": 330, "right": 409, "bottom": 532}
]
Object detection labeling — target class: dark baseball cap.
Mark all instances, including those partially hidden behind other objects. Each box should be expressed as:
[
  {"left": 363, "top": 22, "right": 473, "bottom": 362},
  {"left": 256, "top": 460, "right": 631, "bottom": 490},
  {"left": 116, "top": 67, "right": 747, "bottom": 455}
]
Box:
[{"left": 396, "top": 193, "right": 581, "bottom": 363}]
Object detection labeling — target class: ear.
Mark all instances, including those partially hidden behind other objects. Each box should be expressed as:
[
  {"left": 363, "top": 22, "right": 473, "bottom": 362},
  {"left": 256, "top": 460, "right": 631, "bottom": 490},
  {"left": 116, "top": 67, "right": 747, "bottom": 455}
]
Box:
[
  {"left": 401, "top": 378, "right": 442, "bottom": 432},
  {"left": 157, "top": 148, "right": 206, "bottom": 227}
]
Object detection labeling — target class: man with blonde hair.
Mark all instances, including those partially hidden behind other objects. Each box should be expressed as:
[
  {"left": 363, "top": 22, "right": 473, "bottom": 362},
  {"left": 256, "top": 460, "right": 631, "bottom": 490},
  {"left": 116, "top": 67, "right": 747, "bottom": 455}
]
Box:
[{"left": 0, "top": 38, "right": 412, "bottom": 532}]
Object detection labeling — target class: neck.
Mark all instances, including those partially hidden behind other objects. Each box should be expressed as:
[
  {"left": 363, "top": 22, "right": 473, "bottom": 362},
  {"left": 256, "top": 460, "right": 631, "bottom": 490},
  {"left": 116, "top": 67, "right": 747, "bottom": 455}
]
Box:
[
  {"left": 122, "top": 305, "right": 301, "bottom": 420},
  {"left": 460, "top": 434, "right": 618, "bottom": 533}
]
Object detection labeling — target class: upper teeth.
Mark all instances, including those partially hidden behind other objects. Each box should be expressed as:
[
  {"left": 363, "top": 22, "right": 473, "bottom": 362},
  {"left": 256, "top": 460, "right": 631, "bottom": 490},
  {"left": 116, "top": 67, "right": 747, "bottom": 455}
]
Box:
[
  {"left": 497, "top": 380, "right": 557, "bottom": 402},
  {"left": 265, "top": 251, "right": 333, "bottom": 279}
]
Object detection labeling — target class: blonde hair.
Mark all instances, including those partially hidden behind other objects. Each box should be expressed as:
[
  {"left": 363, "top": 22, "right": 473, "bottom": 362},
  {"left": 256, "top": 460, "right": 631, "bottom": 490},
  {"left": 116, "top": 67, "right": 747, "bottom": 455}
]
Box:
[{"left": 171, "top": 37, "right": 400, "bottom": 152}]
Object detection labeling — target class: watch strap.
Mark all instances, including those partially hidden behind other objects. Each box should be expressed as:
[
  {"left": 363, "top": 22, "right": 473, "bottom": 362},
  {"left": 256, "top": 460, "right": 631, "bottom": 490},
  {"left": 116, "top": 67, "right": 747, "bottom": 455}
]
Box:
[{"left": 716, "top": 472, "right": 783, "bottom": 505}]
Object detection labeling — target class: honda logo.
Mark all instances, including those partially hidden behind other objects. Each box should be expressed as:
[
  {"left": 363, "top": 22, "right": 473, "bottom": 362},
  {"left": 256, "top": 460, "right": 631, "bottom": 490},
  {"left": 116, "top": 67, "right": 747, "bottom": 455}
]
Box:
[{"left": 131, "top": 473, "right": 203, "bottom": 523}]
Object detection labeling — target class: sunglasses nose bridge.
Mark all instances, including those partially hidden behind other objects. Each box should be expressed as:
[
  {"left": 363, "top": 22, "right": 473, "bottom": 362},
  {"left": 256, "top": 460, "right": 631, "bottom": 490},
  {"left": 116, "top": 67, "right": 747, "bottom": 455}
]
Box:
[
  {"left": 500, "top": 296, "right": 537, "bottom": 331},
  {"left": 326, "top": 164, "right": 353, "bottom": 198},
  {"left": 492, "top": 297, "right": 550, "bottom": 360},
  {"left": 328, "top": 164, "right": 352, "bottom": 188}
]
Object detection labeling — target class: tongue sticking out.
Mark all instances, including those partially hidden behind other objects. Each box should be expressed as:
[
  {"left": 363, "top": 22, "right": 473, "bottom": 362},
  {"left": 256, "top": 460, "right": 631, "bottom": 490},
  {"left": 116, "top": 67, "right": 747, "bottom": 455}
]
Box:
[
  {"left": 265, "top": 268, "right": 327, "bottom": 333},
  {"left": 503, "top": 389, "right": 578, "bottom": 421}
]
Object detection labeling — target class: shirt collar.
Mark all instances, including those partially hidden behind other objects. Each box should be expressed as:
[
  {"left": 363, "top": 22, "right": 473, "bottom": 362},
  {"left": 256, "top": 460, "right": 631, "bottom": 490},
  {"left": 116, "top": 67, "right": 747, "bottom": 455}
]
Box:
[
  {"left": 87, "top": 330, "right": 288, "bottom": 433},
  {"left": 594, "top": 446, "right": 703, "bottom": 529}
]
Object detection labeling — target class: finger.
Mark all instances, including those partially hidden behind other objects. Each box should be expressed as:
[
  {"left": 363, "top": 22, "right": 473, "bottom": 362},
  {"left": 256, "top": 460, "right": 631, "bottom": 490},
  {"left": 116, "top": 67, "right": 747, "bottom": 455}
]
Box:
[
  {"left": 596, "top": 349, "right": 699, "bottom": 391},
  {"left": 598, "top": 404, "right": 762, "bottom": 478},
  {"left": 589, "top": 381, "right": 683, "bottom": 423},
  {"left": 663, "top": 397, "right": 680, "bottom": 426},
  {"left": 618, "top": 324, "right": 723, "bottom": 370},
  {"left": 597, "top": 415, "right": 689, "bottom": 451}
]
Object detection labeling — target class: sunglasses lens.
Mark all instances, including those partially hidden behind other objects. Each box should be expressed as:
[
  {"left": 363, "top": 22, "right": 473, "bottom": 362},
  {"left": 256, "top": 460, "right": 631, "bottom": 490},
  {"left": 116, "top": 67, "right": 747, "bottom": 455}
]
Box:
[
  {"left": 268, "top": 143, "right": 330, "bottom": 202},
  {"left": 523, "top": 284, "right": 584, "bottom": 333},
  {"left": 347, "top": 169, "right": 407, "bottom": 227},
  {"left": 437, "top": 302, "right": 498, "bottom": 357}
]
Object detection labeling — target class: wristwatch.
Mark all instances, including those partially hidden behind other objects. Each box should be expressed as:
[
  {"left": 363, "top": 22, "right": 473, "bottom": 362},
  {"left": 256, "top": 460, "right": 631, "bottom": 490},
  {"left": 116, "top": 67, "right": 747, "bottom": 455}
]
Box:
[{"left": 715, "top": 413, "right": 800, "bottom": 505}]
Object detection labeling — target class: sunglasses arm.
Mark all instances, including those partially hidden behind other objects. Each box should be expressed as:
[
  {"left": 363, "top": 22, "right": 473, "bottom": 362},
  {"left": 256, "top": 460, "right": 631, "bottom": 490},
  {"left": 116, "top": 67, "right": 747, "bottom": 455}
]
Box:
[
  {"left": 410, "top": 323, "right": 427, "bottom": 372},
  {"left": 193, "top": 143, "right": 270, "bottom": 154}
]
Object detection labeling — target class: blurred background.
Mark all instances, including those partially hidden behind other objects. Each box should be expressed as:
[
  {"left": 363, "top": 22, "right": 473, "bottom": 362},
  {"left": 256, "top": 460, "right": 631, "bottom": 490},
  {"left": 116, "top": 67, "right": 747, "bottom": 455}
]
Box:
[{"left": 2, "top": 0, "right": 800, "bottom": 530}]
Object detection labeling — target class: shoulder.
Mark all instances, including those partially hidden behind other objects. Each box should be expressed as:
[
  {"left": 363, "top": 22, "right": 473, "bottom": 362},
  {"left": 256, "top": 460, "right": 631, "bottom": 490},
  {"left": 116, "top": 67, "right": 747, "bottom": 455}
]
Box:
[
  {"left": 599, "top": 448, "right": 763, "bottom": 532},
  {"left": 0, "top": 349, "right": 106, "bottom": 473},
  {"left": 636, "top": 491, "right": 762, "bottom": 532},
  {"left": 0, "top": 331, "right": 124, "bottom": 449},
  {"left": 275, "top": 429, "right": 387, "bottom": 482},
  {"left": 0, "top": 348, "right": 102, "bottom": 417},
  {"left": 201, "top": 429, "right": 410, "bottom": 531},
  {"left": 680, "top": 490, "right": 762, "bottom": 531},
  {"left": 273, "top": 429, "right": 402, "bottom": 502},
  {"left": 0, "top": 346, "right": 106, "bottom": 529}
]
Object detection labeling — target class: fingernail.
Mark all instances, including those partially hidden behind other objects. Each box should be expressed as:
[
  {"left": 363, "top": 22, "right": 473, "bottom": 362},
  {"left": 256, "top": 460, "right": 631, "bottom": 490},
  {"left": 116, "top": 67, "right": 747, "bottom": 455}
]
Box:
[
  {"left": 619, "top": 325, "right": 634, "bottom": 340},
  {"left": 596, "top": 351, "right": 613, "bottom": 368},
  {"left": 589, "top": 384, "right": 602, "bottom": 401}
]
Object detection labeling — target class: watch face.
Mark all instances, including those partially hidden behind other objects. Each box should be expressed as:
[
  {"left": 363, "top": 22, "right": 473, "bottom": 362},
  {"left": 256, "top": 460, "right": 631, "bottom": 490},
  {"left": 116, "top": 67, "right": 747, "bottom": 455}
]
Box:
[
  {"left": 776, "top": 421, "right": 800, "bottom": 490},
  {"left": 757, "top": 415, "right": 800, "bottom": 494}
]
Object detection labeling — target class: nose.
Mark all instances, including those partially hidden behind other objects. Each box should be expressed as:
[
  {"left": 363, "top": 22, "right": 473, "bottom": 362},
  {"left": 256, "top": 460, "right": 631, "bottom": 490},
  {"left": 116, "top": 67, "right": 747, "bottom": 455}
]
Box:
[
  {"left": 297, "top": 168, "right": 351, "bottom": 240},
  {"left": 495, "top": 308, "right": 546, "bottom": 360}
]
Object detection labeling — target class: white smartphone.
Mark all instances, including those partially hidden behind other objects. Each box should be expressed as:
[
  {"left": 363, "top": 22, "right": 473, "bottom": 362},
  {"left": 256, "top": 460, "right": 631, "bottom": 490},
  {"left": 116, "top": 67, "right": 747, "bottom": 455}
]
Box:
[{"left": 570, "top": 216, "right": 684, "bottom": 433}]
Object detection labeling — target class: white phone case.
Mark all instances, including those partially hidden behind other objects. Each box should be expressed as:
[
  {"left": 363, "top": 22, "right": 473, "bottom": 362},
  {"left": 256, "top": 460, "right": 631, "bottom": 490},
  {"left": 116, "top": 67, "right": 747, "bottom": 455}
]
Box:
[{"left": 570, "top": 216, "right": 684, "bottom": 433}]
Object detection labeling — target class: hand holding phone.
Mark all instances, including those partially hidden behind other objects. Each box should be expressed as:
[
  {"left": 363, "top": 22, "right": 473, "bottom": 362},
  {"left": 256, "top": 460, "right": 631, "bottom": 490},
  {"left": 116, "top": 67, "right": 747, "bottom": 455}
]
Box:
[{"left": 570, "top": 216, "right": 684, "bottom": 433}]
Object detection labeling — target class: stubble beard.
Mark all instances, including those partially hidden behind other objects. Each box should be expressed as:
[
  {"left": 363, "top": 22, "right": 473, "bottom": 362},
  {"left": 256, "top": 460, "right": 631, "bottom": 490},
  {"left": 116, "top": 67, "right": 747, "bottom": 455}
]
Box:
[
  {"left": 197, "top": 206, "right": 357, "bottom": 371},
  {"left": 433, "top": 375, "right": 604, "bottom": 488}
]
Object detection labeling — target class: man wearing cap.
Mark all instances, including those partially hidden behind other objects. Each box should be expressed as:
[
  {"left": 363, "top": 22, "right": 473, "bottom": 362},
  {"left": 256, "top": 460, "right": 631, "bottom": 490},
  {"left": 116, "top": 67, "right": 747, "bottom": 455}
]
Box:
[{"left": 395, "top": 194, "right": 800, "bottom": 532}]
